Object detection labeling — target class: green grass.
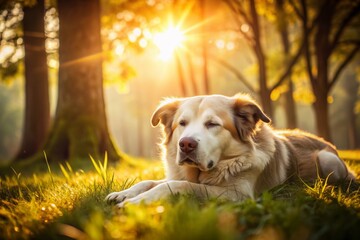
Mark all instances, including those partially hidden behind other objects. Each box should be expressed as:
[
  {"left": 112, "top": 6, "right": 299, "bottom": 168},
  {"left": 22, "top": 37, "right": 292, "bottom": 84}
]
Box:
[{"left": 0, "top": 152, "right": 359, "bottom": 240}]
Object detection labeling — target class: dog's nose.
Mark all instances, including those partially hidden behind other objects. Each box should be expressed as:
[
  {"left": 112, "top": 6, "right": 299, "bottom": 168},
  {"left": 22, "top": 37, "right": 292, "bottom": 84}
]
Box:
[{"left": 179, "top": 137, "right": 198, "bottom": 153}]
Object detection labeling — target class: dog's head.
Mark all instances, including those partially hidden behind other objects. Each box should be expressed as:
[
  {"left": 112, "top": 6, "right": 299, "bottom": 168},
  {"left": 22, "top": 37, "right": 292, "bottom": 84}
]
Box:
[{"left": 151, "top": 94, "right": 270, "bottom": 172}]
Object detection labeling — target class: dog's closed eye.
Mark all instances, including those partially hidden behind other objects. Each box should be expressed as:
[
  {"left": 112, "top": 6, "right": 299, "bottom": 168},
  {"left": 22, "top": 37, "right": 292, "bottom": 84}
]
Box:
[{"left": 205, "top": 121, "right": 220, "bottom": 129}]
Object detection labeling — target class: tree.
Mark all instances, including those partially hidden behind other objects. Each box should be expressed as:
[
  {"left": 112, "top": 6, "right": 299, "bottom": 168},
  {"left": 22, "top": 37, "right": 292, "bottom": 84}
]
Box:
[
  {"left": 16, "top": 0, "right": 50, "bottom": 160},
  {"left": 275, "top": 0, "right": 297, "bottom": 128},
  {"left": 172, "top": 0, "right": 188, "bottom": 96},
  {"left": 248, "top": 0, "right": 271, "bottom": 115},
  {"left": 223, "top": 0, "right": 304, "bottom": 120},
  {"left": 200, "top": 0, "right": 210, "bottom": 94},
  {"left": 43, "top": 0, "right": 120, "bottom": 161},
  {"left": 296, "top": 0, "right": 360, "bottom": 140},
  {"left": 0, "top": 1, "right": 23, "bottom": 75}
]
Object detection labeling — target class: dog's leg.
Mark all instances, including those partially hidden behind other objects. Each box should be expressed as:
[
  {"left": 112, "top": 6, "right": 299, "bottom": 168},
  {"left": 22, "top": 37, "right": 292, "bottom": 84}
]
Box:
[
  {"left": 117, "top": 180, "right": 251, "bottom": 207},
  {"left": 184, "top": 166, "right": 200, "bottom": 183},
  {"left": 105, "top": 179, "right": 166, "bottom": 203},
  {"left": 317, "top": 150, "right": 351, "bottom": 183}
]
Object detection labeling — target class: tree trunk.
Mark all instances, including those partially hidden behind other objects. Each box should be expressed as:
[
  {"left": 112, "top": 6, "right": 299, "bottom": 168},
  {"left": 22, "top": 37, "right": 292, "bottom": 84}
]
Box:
[
  {"left": 284, "top": 79, "right": 297, "bottom": 128},
  {"left": 275, "top": 0, "right": 297, "bottom": 128},
  {"left": 44, "top": 0, "right": 120, "bottom": 162},
  {"left": 249, "top": 0, "right": 272, "bottom": 118},
  {"left": 312, "top": 89, "right": 331, "bottom": 141},
  {"left": 16, "top": 0, "right": 50, "bottom": 160},
  {"left": 343, "top": 69, "right": 359, "bottom": 149},
  {"left": 200, "top": 0, "right": 210, "bottom": 94},
  {"left": 312, "top": 68, "right": 331, "bottom": 141},
  {"left": 186, "top": 52, "right": 198, "bottom": 95},
  {"left": 310, "top": 1, "right": 337, "bottom": 142},
  {"left": 174, "top": 50, "right": 187, "bottom": 96},
  {"left": 258, "top": 58, "right": 272, "bottom": 118},
  {"left": 348, "top": 110, "right": 357, "bottom": 149}
]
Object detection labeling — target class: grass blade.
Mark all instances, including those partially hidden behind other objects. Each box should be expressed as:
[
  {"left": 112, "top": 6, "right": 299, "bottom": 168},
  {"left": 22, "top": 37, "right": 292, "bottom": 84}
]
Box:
[{"left": 43, "top": 151, "right": 55, "bottom": 186}]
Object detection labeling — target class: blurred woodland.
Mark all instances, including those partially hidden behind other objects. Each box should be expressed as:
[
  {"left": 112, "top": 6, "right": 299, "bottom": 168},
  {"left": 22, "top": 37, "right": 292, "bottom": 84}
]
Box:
[{"left": 0, "top": 0, "right": 359, "bottom": 163}]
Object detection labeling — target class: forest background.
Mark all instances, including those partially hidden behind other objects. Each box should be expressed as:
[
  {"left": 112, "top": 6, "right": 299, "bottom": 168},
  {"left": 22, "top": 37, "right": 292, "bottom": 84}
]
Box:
[
  {"left": 0, "top": 0, "right": 359, "bottom": 163},
  {"left": 0, "top": 1, "right": 359, "bottom": 239}
]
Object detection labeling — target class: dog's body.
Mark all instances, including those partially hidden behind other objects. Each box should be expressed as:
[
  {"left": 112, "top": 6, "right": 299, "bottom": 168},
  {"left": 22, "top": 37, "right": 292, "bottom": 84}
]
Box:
[{"left": 106, "top": 94, "right": 354, "bottom": 206}]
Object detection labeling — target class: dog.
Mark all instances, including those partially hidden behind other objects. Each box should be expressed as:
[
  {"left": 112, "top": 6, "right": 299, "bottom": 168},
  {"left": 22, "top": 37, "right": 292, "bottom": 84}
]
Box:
[{"left": 106, "top": 94, "right": 355, "bottom": 207}]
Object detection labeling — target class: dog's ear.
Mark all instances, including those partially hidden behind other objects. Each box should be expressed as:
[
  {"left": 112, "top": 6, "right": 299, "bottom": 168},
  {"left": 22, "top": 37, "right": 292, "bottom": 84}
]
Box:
[
  {"left": 151, "top": 98, "right": 180, "bottom": 143},
  {"left": 233, "top": 94, "right": 270, "bottom": 141}
]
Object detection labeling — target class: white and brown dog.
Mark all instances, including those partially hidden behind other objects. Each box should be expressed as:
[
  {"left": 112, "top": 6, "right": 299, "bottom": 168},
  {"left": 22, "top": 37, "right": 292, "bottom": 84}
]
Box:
[{"left": 106, "top": 94, "right": 354, "bottom": 207}]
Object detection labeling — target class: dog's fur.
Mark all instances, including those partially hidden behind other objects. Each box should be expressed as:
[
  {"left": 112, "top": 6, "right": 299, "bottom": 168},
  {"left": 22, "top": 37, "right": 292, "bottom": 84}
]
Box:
[{"left": 106, "top": 94, "right": 355, "bottom": 206}]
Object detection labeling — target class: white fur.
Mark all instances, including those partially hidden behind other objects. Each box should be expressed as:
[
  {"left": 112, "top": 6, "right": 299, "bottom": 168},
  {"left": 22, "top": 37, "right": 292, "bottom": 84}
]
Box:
[{"left": 317, "top": 150, "right": 347, "bottom": 182}]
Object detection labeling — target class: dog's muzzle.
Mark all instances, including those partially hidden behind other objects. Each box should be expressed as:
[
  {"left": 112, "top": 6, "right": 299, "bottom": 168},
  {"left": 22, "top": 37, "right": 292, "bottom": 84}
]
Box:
[
  {"left": 178, "top": 137, "right": 198, "bottom": 166},
  {"left": 178, "top": 137, "right": 214, "bottom": 171}
]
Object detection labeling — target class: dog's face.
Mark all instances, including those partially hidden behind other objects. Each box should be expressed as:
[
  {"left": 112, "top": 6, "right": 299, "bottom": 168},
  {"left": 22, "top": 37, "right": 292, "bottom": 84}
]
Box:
[{"left": 151, "top": 94, "right": 270, "bottom": 172}]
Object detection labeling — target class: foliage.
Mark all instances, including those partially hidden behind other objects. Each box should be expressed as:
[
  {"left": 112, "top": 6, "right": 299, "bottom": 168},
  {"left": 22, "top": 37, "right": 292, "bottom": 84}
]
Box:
[
  {"left": 0, "top": 1, "right": 24, "bottom": 79},
  {"left": 100, "top": 0, "right": 175, "bottom": 89},
  {"left": 0, "top": 152, "right": 359, "bottom": 240}
]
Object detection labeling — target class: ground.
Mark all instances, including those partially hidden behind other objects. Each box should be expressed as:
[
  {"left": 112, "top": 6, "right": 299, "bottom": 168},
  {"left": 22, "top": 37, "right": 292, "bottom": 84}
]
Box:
[{"left": 0, "top": 151, "right": 359, "bottom": 240}]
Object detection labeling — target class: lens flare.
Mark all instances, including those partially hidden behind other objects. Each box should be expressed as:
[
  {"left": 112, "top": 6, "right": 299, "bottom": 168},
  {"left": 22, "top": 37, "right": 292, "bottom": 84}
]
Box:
[{"left": 153, "top": 26, "right": 185, "bottom": 60}]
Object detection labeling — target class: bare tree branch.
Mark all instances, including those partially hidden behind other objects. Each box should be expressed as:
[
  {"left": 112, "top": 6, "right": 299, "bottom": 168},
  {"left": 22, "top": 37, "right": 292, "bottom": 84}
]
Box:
[
  {"left": 300, "top": 0, "right": 315, "bottom": 85},
  {"left": 270, "top": 3, "right": 319, "bottom": 92},
  {"left": 270, "top": 40, "right": 304, "bottom": 92},
  {"left": 288, "top": 0, "right": 303, "bottom": 20},
  {"left": 249, "top": 0, "right": 260, "bottom": 40},
  {"left": 224, "top": 0, "right": 254, "bottom": 45},
  {"left": 337, "top": 39, "right": 360, "bottom": 45},
  {"left": 329, "top": 44, "right": 360, "bottom": 91},
  {"left": 209, "top": 53, "right": 256, "bottom": 93},
  {"left": 330, "top": 2, "right": 360, "bottom": 52},
  {"left": 225, "top": 0, "right": 253, "bottom": 28}
]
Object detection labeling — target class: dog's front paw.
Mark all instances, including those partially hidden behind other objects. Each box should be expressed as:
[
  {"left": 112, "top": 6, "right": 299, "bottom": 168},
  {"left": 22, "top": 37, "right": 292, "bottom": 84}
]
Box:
[
  {"left": 105, "top": 190, "right": 132, "bottom": 203},
  {"left": 106, "top": 180, "right": 164, "bottom": 204},
  {"left": 114, "top": 182, "right": 174, "bottom": 208},
  {"left": 115, "top": 195, "right": 144, "bottom": 208},
  {"left": 105, "top": 188, "right": 145, "bottom": 203},
  {"left": 115, "top": 189, "right": 166, "bottom": 208}
]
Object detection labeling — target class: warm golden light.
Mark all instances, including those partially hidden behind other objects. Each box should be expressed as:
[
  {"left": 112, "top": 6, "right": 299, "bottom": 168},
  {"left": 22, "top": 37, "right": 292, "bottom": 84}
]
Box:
[
  {"left": 153, "top": 26, "right": 185, "bottom": 60},
  {"left": 114, "top": 44, "right": 125, "bottom": 56}
]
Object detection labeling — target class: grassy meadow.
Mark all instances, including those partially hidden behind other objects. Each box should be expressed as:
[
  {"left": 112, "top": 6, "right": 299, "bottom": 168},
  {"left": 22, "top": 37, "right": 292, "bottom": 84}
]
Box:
[{"left": 0, "top": 151, "right": 359, "bottom": 240}]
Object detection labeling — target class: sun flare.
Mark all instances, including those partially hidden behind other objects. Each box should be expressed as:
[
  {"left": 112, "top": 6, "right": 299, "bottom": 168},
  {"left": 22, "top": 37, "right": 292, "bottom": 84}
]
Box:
[{"left": 153, "top": 26, "right": 185, "bottom": 60}]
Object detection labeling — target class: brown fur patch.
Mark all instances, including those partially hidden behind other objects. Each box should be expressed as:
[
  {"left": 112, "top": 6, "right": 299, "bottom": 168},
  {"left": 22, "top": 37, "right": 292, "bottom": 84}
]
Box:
[
  {"left": 151, "top": 99, "right": 180, "bottom": 144},
  {"left": 233, "top": 97, "right": 270, "bottom": 141}
]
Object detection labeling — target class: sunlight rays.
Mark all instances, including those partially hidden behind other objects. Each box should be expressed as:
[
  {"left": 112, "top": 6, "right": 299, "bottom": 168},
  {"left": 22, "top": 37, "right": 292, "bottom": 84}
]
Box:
[
  {"left": 151, "top": 1, "right": 218, "bottom": 61},
  {"left": 153, "top": 25, "right": 185, "bottom": 60}
]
